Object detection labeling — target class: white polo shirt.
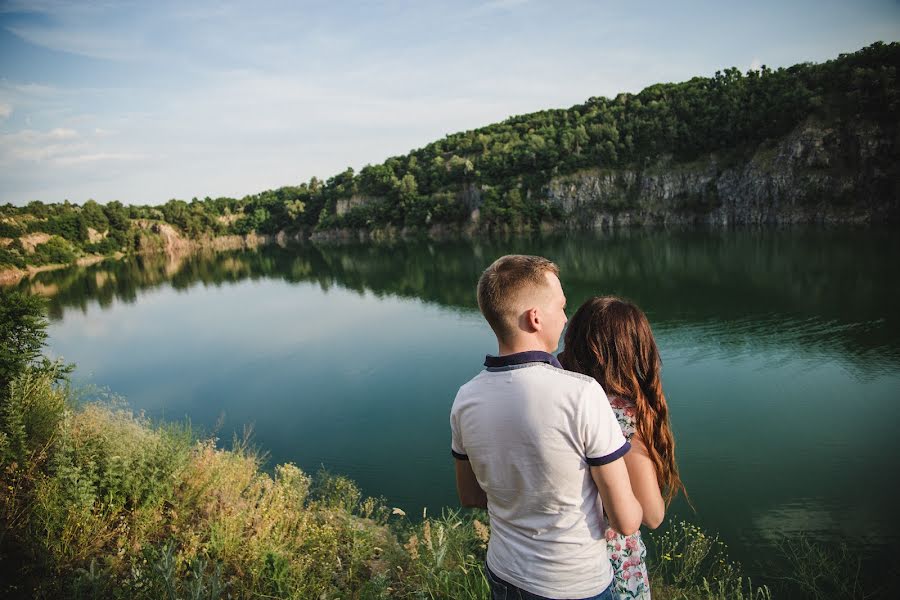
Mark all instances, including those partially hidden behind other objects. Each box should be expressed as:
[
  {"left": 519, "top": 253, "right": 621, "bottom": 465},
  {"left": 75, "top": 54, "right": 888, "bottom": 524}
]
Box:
[{"left": 450, "top": 351, "right": 629, "bottom": 599}]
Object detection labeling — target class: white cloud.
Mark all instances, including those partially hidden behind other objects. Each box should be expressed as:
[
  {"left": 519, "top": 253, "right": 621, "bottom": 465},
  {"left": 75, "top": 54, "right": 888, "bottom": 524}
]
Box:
[
  {"left": 1, "top": 127, "right": 78, "bottom": 145},
  {"left": 0, "top": 127, "right": 147, "bottom": 168},
  {"left": 54, "top": 152, "right": 147, "bottom": 166},
  {"left": 0, "top": 102, "right": 11, "bottom": 120},
  {"left": 6, "top": 24, "right": 146, "bottom": 61}
]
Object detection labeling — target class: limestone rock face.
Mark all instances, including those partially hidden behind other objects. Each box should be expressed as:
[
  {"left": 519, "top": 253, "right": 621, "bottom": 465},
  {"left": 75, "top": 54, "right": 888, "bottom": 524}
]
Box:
[
  {"left": 543, "top": 118, "right": 899, "bottom": 227},
  {"left": 335, "top": 195, "right": 382, "bottom": 216}
]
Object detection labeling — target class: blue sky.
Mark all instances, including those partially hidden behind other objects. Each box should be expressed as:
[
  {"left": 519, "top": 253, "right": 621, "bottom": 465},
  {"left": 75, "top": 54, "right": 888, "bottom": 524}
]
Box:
[{"left": 1, "top": 0, "right": 898, "bottom": 206}]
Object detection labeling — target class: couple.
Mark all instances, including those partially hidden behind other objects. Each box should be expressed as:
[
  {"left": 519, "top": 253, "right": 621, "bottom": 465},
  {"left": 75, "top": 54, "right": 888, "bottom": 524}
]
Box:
[{"left": 450, "top": 255, "right": 686, "bottom": 600}]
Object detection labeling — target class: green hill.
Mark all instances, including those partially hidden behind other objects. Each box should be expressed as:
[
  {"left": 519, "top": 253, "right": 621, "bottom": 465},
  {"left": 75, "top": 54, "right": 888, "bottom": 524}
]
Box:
[{"left": 1, "top": 41, "right": 898, "bottom": 272}]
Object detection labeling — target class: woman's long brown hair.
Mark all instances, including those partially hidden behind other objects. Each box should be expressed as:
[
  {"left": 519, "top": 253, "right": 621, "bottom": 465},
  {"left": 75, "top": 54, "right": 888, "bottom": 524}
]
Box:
[{"left": 559, "top": 296, "right": 687, "bottom": 506}]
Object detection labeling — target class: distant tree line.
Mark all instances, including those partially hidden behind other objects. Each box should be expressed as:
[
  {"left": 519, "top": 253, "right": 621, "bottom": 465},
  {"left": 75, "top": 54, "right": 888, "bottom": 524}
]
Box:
[{"left": 1, "top": 42, "right": 897, "bottom": 269}]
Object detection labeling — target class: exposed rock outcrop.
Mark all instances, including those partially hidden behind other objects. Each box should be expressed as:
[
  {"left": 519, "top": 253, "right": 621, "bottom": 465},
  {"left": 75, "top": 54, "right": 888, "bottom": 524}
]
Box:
[{"left": 544, "top": 118, "right": 898, "bottom": 226}]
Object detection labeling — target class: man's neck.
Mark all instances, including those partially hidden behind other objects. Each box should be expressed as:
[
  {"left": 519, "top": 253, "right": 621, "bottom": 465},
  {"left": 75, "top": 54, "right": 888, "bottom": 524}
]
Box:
[{"left": 498, "top": 339, "right": 551, "bottom": 356}]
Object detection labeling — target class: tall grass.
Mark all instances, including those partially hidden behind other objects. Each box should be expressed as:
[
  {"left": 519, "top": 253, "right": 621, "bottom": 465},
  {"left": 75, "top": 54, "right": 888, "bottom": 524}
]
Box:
[
  {"left": 646, "top": 521, "right": 770, "bottom": 600},
  {"left": 0, "top": 369, "right": 397, "bottom": 599}
]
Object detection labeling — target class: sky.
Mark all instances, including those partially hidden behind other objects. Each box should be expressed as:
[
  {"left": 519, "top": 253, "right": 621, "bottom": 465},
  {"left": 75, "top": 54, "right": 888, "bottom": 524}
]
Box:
[{"left": 1, "top": 0, "right": 898, "bottom": 206}]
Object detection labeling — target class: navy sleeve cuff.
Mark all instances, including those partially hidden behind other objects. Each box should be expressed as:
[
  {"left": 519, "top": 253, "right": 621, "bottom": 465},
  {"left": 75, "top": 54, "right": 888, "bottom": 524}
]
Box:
[
  {"left": 586, "top": 441, "right": 631, "bottom": 466},
  {"left": 451, "top": 449, "right": 469, "bottom": 460}
]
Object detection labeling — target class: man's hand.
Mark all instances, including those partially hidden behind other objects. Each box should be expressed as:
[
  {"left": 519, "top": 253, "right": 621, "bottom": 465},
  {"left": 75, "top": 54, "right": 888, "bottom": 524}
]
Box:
[{"left": 455, "top": 460, "right": 487, "bottom": 509}]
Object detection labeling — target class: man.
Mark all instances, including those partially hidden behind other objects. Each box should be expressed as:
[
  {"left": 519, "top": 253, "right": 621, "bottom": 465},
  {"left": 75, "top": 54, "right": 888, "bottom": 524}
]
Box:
[{"left": 450, "top": 254, "right": 642, "bottom": 600}]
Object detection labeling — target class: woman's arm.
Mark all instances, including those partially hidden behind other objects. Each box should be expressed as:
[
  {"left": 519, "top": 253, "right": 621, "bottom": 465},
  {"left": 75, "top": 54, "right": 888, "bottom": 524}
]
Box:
[{"left": 624, "top": 433, "right": 665, "bottom": 529}]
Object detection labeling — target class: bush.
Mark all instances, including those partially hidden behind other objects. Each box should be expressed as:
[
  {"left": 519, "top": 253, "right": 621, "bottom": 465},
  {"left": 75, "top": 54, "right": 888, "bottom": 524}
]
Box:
[
  {"left": 84, "top": 237, "right": 122, "bottom": 255},
  {"left": 0, "top": 247, "right": 26, "bottom": 269},
  {"left": 0, "top": 292, "right": 47, "bottom": 391},
  {"left": 31, "top": 236, "right": 77, "bottom": 266},
  {"left": 0, "top": 221, "right": 24, "bottom": 238}
]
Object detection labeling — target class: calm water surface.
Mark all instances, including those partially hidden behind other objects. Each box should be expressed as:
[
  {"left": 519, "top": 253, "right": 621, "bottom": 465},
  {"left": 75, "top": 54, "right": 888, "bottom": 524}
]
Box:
[{"left": 9, "top": 228, "right": 900, "bottom": 579}]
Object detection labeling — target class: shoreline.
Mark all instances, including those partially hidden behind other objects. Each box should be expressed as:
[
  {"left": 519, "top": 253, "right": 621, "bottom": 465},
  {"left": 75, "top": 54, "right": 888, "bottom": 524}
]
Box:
[{"left": 1, "top": 219, "right": 894, "bottom": 287}]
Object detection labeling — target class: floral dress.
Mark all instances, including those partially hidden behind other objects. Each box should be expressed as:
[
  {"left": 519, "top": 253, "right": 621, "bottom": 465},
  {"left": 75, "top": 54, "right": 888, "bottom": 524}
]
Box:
[{"left": 605, "top": 395, "right": 651, "bottom": 599}]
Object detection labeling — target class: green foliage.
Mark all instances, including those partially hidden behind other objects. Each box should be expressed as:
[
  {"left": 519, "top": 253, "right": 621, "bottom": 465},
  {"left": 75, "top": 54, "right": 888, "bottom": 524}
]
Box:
[
  {"left": 393, "top": 509, "right": 491, "bottom": 599},
  {"left": 0, "top": 291, "right": 48, "bottom": 390},
  {"left": 0, "top": 247, "right": 26, "bottom": 269},
  {"left": 29, "top": 211, "right": 87, "bottom": 243},
  {"left": 31, "top": 236, "right": 78, "bottom": 266},
  {"left": 310, "top": 468, "right": 362, "bottom": 513},
  {"left": 81, "top": 200, "right": 109, "bottom": 233},
  {"left": 0, "top": 365, "right": 67, "bottom": 465},
  {"left": 0, "top": 220, "right": 25, "bottom": 238}
]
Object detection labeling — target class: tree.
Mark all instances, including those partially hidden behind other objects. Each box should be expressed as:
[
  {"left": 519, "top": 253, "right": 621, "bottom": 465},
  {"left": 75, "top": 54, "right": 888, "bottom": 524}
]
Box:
[
  {"left": 0, "top": 291, "right": 47, "bottom": 392},
  {"left": 81, "top": 200, "right": 109, "bottom": 232},
  {"left": 286, "top": 200, "right": 306, "bottom": 221},
  {"left": 398, "top": 174, "right": 418, "bottom": 206}
]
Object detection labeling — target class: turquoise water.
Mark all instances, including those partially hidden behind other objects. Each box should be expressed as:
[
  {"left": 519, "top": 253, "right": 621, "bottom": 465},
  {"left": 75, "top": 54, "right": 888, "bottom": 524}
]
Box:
[{"left": 10, "top": 228, "right": 900, "bottom": 580}]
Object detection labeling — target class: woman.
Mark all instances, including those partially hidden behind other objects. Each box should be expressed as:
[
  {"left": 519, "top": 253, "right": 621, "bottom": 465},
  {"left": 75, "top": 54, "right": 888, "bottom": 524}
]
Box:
[{"left": 559, "top": 296, "right": 687, "bottom": 600}]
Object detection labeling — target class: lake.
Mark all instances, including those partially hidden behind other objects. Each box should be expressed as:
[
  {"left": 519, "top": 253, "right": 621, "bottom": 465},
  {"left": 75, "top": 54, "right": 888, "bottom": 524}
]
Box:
[{"left": 7, "top": 228, "right": 900, "bottom": 583}]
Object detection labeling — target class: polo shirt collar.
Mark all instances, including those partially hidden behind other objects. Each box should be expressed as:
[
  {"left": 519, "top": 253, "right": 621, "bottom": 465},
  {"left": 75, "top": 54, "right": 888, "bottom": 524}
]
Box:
[{"left": 484, "top": 350, "right": 562, "bottom": 369}]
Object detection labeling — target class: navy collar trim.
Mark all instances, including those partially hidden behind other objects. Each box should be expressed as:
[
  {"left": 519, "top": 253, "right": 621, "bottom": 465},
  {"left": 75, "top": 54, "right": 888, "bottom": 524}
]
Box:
[{"left": 484, "top": 350, "right": 562, "bottom": 370}]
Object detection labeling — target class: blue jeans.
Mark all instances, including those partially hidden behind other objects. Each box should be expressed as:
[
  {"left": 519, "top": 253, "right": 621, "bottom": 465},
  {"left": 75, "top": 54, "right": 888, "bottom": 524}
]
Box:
[{"left": 485, "top": 562, "right": 617, "bottom": 600}]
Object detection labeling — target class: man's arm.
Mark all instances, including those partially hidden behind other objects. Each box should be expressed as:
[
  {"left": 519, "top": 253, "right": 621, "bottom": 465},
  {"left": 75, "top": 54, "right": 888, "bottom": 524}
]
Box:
[
  {"left": 590, "top": 457, "right": 643, "bottom": 536},
  {"left": 455, "top": 459, "right": 487, "bottom": 509}
]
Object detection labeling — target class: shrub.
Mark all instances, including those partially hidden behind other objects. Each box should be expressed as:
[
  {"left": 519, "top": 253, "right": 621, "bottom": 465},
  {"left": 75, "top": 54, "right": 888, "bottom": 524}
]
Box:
[
  {"left": 31, "top": 236, "right": 77, "bottom": 266},
  {"left": 0, "top": 291, "right": 47, "bottom": 390},
  {"left": 0, "top": 247, "right": 26, "bottom": 269},
  {"left": 0, "top": 221, "right": 25, "bottom": 238}
]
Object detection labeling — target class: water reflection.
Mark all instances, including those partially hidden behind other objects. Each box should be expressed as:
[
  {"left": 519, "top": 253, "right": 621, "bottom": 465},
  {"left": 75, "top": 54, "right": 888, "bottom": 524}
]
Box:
[{"left": 10, "top": 228, "right": 900, "bottom": 379}]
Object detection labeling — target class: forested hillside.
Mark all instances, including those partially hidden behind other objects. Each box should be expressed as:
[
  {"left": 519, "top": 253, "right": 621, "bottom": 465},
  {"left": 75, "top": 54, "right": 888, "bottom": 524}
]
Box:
[{"left": 1, "top": 42, "right": 898, "bottom": 271}]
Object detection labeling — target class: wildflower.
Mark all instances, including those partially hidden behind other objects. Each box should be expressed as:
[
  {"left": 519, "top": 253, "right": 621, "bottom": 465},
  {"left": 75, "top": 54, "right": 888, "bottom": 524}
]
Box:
[
  {"left": 473, "top": 519, "right": 491, "bottom": 544},
  {"left": 391, "top": 507, "right": 406, "bottom": 517},
  {"left": 423, "top": 520, "right": 433, "bottom": 552},
  {"left": 404, "top": 534, "right": 419, "bottom": 560}
]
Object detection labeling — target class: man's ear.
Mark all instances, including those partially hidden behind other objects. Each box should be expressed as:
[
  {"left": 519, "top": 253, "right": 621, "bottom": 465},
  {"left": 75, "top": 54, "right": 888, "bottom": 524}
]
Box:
[{"left": 517, "top": 307, "right": 540, "bottom": 333}]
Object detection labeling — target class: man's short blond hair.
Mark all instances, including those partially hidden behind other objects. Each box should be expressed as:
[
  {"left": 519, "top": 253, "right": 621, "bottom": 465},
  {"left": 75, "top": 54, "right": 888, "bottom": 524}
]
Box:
[{"left": 477, "top": 254, "right": 560, "bottom": 341}]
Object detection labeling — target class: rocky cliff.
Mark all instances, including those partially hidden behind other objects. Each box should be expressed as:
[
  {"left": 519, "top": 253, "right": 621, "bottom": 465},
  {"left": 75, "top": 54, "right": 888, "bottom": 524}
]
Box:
[{"left": 544, "top": 118, "right": 898, "bottom": 227}]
